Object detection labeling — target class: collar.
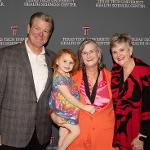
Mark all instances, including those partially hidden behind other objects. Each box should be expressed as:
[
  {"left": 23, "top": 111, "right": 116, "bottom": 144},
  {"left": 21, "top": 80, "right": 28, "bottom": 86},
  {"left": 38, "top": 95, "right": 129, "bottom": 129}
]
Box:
[{"left": 25, "top": 38, "right": 45, "bottom": 55}]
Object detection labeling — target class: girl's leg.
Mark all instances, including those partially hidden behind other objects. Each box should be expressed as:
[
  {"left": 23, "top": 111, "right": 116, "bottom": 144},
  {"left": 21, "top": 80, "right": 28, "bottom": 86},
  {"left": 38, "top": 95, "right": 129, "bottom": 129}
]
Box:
[
  {"left": 58, "top": 127, "right": 69, "bottom": 148},
  {"left": 58, "top": 124, "right": 80, "bottom": 150}
]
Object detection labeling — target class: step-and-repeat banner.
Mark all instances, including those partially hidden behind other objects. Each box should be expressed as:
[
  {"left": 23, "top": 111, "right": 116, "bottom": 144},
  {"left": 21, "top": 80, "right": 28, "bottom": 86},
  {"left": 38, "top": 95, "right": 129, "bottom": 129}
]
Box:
[{"left": 0, "top": 0, "right": 150, "bottom": 149}]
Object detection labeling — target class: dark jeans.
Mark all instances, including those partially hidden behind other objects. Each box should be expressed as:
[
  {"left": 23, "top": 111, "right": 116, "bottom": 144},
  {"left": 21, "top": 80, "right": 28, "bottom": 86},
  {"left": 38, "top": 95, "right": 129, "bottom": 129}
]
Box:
[{"left": 0, "top": 130, "right": 48, "bottom": 150}]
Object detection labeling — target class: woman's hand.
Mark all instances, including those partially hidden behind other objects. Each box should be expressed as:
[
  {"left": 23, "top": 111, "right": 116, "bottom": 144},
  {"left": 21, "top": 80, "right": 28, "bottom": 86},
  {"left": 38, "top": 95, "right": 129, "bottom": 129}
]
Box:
[
  {"left": 51, "top": 112, "right": 66, "bottom": 126},
  {"left": 131, "top": 134, "right": 144, "bottom": 150},
  {"left": 84, "top": 105, "right": 96, "bottom": 114}
]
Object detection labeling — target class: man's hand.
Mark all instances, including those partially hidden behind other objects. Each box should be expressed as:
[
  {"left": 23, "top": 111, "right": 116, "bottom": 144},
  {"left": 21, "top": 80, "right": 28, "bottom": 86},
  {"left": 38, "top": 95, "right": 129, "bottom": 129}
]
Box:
[{"left": 51, "top": 112, "right": 66, "bottom": 126}]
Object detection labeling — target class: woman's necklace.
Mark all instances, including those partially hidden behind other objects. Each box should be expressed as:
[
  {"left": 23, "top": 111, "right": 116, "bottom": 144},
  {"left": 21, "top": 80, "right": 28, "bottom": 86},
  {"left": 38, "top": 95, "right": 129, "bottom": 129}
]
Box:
[{"left": 82, "top": 67, "right": 100, "bottom": 104}]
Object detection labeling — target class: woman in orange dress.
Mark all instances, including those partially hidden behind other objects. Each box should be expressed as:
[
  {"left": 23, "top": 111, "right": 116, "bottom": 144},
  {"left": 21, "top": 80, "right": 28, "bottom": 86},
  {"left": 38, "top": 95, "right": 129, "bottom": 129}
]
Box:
[{"left": 67, "top": 39, "right": 117, "bottom": 150}]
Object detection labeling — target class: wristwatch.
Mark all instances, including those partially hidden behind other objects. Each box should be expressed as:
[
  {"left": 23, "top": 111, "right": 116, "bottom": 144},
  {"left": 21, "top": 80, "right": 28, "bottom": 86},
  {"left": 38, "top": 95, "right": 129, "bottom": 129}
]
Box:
[{"left": 139, "top": 136, "right": 146, "bottom": 142}]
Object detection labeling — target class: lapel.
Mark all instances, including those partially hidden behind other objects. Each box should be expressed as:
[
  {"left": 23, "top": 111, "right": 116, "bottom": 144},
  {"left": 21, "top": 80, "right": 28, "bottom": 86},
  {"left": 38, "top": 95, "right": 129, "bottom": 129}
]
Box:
[
  {"left": 72, "top": 70, "right": 83, "bottom": 90},
  {"left": 19, "top": 42, "right": 54, "bottom": 100},
  {"left": 19, "top": 41, "right": 37, "bottom": 99}
]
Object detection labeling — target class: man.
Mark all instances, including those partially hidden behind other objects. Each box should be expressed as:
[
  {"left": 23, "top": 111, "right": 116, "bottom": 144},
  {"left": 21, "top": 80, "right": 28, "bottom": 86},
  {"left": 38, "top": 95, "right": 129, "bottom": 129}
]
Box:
[{"left": 0, "top": 12, "right": 55, "bottom": 150}]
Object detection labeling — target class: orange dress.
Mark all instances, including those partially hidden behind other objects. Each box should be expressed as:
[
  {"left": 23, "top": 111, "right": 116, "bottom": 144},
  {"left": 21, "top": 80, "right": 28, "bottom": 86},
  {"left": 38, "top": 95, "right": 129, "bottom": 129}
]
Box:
[{"left": 67, "top": 68, "right": 117, "bottom": 150}]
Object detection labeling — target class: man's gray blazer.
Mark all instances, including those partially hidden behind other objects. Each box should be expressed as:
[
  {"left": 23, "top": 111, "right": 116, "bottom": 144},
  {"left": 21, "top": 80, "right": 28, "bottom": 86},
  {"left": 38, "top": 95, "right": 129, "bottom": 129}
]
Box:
[{"left": 0, "top": 41, "right": 55, "bottom": 147}]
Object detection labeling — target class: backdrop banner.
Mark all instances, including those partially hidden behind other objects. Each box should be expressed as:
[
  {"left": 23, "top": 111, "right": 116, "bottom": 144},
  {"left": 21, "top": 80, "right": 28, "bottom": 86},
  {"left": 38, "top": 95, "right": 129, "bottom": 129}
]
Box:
[{"left": 0, "top": 0, "right": 150, "bottom": 149}]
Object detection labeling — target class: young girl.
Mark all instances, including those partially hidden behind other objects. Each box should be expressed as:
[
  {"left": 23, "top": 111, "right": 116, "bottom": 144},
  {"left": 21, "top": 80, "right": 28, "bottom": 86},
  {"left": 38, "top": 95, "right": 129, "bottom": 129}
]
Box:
[{"left": 49, "top": 49, "right": 95, "bottom": 150}]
